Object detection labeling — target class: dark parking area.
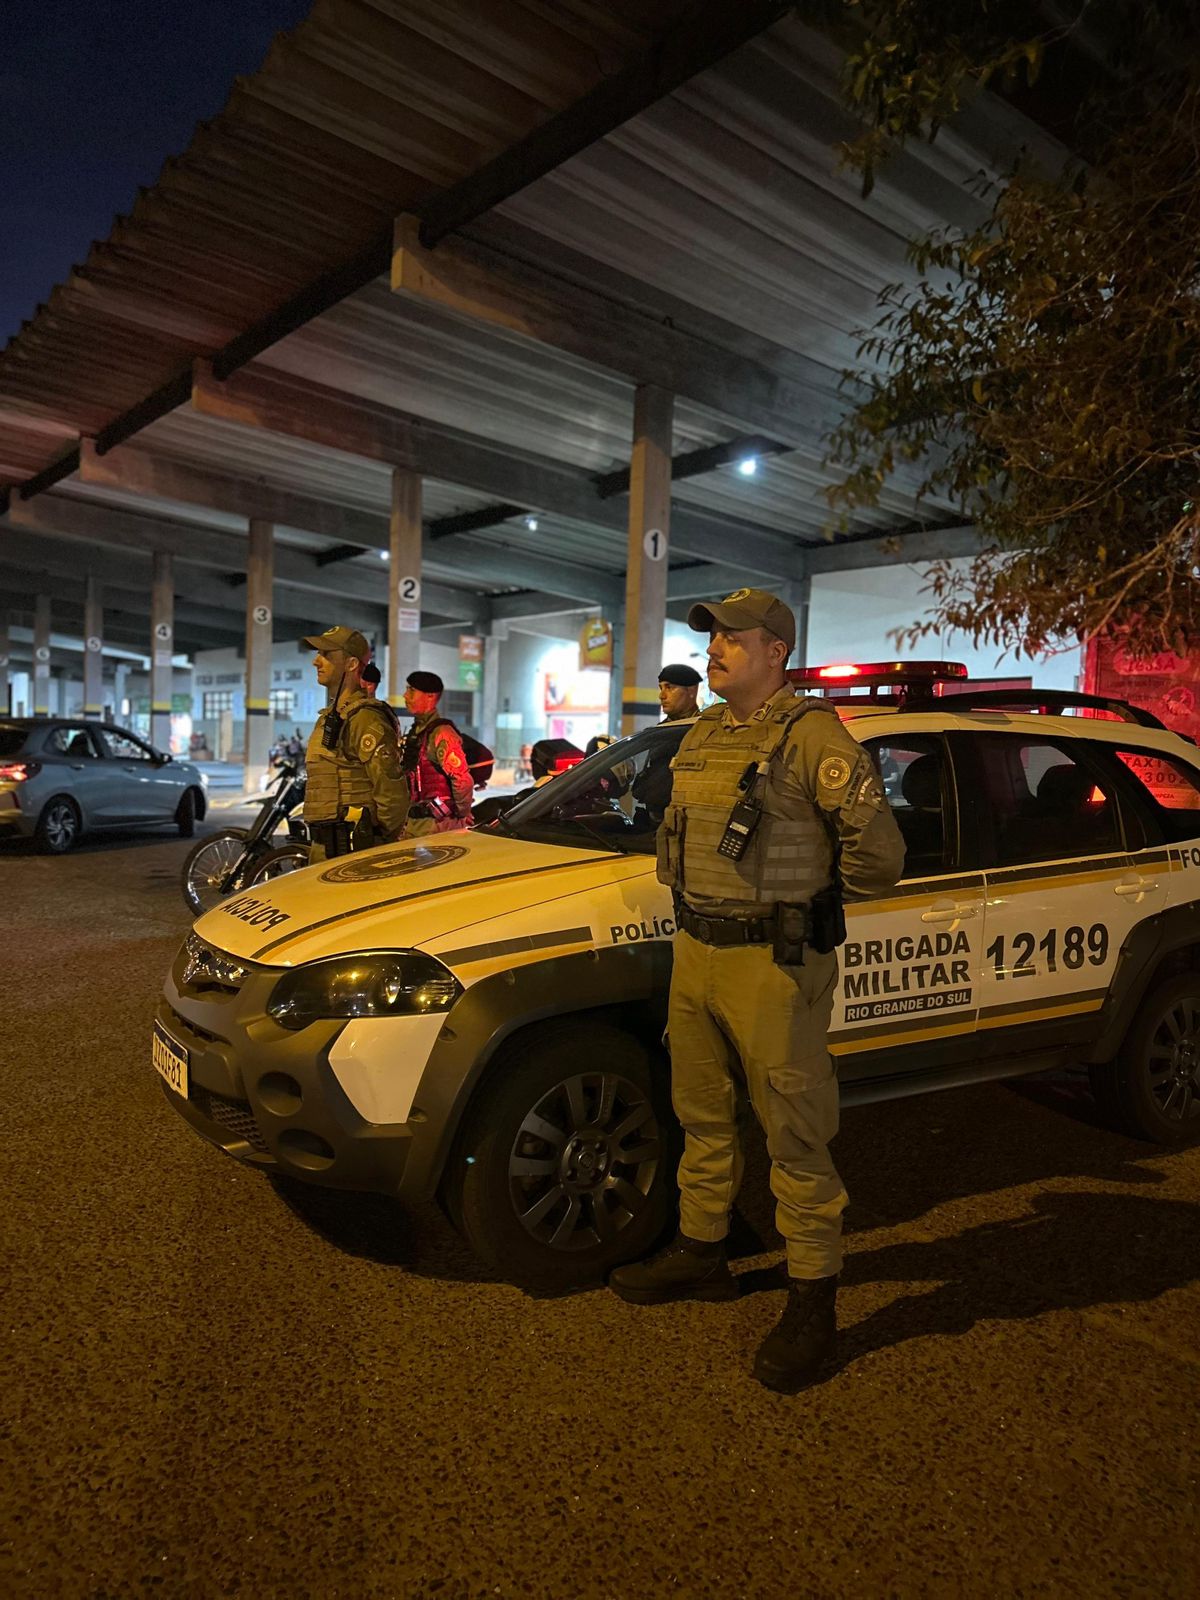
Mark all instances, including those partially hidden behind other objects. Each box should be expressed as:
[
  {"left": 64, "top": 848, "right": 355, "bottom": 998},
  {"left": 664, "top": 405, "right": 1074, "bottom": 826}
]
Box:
[{"left": 2, "top": 834, "right": 1198, "bottom": 1598}]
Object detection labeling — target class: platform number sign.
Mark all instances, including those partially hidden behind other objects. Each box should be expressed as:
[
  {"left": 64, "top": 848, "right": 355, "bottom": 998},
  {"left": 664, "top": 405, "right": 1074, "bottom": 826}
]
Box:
[
  {"left": 398, "top": 576, "right": 421, "bottom": 604},
  {"left": 643, "top": 528, "right": 666, "bottom": 562},
  {"left": 253, "top": 604, "right": 271, "bottom": 626},
  {"left": 155, "top": 622, "right": 172, "bottom": 642}
]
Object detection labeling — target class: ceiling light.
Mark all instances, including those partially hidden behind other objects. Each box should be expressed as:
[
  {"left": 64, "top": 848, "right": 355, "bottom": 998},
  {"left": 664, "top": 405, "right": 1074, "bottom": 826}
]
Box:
[
  {"left": 737, "top": 456, "right": 758, "bottom": 477},
  {"left": 525, "top": 516, "right": 539, "bottom": 531},
  {"left": 380, "top": 549, "right": 390, "bottom": 561}
]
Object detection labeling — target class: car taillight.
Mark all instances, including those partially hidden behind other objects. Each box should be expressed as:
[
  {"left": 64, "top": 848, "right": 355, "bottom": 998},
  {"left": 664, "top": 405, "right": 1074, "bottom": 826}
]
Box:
[{"left": 0, "top": 761, "right": 38, "bottom": 782}]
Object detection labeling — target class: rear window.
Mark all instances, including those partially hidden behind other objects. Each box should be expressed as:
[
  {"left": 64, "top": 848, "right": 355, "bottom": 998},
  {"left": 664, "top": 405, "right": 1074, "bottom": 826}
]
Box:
[
  {"left": 1114, "top": 748, "right": 1200, "bottom": 836},
  {"left": 0, "top": 727, "right": 29, "bottom": 758}
]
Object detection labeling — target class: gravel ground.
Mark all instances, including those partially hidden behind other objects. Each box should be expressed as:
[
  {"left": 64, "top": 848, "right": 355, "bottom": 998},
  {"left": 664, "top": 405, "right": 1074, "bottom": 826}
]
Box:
[{"left": 2, "top": 823, "right": 1198, "bottom": 1599}]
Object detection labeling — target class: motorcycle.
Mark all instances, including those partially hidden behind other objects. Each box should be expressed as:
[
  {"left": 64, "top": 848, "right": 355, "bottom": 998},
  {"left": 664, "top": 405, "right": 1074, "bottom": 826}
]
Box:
[{"left": 181, "top": 761, "right": 310, "bottom": 914}]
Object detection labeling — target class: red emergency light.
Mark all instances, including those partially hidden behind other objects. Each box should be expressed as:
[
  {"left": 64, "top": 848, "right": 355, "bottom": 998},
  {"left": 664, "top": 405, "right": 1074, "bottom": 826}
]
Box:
[{"left": 790, "top": 661, "right": 969, "bottom": 698}]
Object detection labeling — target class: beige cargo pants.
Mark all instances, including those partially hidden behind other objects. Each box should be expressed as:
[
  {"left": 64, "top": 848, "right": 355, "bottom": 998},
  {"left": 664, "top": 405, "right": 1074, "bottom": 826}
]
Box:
[{"left": 668, "top": 928, "right": 847, "bottom": 1279}]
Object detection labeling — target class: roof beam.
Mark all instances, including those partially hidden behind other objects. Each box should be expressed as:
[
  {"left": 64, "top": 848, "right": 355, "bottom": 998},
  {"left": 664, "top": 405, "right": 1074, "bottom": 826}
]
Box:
[
  {"left": 804, "top": 525, "right": 987, "bottom": 575},
  {"left": 415, "top": 0, "right": 796, "bottom": 249},
  {"left": 3, "top": 493, "right": 486, "bottom": 624},
  {"left": 79, "top": 440, "right": 390, "bottom": 548},
  {"left": 192, "top": 364, "right": 796, "bottom": 578},
  {"left": 392, "top": 219, "right": 839, "bottom": 456}
]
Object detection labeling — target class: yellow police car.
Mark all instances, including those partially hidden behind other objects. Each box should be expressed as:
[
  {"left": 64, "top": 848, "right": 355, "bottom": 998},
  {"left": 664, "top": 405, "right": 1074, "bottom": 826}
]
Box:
[{"left": 154, "top": 665, "right": 1200, "bottom": 1288}]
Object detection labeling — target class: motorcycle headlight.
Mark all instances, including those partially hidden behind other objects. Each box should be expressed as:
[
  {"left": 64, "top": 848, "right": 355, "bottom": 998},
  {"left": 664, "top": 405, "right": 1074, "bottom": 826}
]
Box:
[{"left": 266, "top": 951, "right": 462, "bottom": 1031}]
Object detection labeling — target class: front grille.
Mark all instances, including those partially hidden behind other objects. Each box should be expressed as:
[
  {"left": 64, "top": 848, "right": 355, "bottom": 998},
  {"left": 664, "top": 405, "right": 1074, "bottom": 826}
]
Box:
[
  {"left": 165, "top": 1003, "right": 225, "bottom": 1047},
  {"left": 189, "top": 1084, "right": 269, "bottom": 1154}
]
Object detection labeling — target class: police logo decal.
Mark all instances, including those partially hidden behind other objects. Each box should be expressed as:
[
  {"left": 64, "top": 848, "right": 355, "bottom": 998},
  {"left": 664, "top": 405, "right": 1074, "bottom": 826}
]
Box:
[
  {"left": 319, "top": 843, "right": 469, "bottom": 883},
  {"left": 819, "top": 755, "right": 852, "bottom": 791}
]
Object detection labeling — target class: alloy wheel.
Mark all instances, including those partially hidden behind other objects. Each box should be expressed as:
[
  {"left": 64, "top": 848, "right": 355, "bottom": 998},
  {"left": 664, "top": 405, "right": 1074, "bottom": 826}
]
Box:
[
  {"left": 1146, "top": 997, "right": 1200, "bottom": 1122},
  {"left": 507, "top": 1071, "right": 661, "bottom": 1252},
  {"left": 44, "top": 802, "right": 78, "bottom": 850}
]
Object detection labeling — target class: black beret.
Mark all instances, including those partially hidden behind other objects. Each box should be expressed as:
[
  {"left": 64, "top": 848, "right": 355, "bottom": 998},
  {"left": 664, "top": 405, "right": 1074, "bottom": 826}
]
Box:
[
  {"left": 406, "top": 670, "right": 444, "bottom": 694},
  {"left": 658, "top": 663, "right": 702, "bottom": 688}
]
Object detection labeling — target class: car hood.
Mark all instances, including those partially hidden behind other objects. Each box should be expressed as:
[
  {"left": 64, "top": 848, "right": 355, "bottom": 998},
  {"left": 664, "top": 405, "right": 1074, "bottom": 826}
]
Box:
[{"left": 192, "top": 830, "right": 651, "bottom": 966}]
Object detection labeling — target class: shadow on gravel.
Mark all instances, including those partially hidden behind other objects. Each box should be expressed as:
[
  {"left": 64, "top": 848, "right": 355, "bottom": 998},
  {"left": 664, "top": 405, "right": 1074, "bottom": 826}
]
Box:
[
  {"left": 270, "top": 1074, "right": 1198, "bottom": 1344},
  {"left": 835, "top": 1189, "right": 1200, "bottom": 1360}
]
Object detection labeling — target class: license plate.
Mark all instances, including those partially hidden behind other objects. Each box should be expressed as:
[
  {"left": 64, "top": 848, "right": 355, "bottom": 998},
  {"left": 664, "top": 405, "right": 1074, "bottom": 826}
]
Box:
[{"left": 152, "top": 1020, "right": 189, "bottom": 1097}]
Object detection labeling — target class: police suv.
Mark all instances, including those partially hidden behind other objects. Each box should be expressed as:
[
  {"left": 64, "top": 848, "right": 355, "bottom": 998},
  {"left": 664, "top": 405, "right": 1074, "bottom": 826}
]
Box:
[{"left": 154, "top": 665, "right": 1200, "bottom": 1289}]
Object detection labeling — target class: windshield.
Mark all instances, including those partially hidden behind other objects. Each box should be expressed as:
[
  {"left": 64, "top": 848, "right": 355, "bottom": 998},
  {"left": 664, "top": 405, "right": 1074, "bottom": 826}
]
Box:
[
  {"left": 0, "top": 726, "right": 30, "bottom": 758},
  {"left": 496, "top": 722, "right": 692, "bottom": 853}
]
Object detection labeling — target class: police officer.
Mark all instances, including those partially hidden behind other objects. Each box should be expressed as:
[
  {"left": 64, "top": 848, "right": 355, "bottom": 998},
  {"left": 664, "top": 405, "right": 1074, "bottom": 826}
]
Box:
[
  {"left": 658, "top": 662, "right": 702, "bottom": 720},
  {"left": 302, "top": 627, "right": 409, "bottom": 860},
  {"left": 402, "top": 670, "right": 475, "bottom": 833},
  {"left": 609, "top": 589, "right": 905, "bottom": 1393}
]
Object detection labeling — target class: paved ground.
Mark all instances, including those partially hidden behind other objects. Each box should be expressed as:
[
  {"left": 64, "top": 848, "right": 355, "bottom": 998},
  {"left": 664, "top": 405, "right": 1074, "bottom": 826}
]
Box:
[{"left": 2, "top": 823, "right": 1198, "bottom": 1599}]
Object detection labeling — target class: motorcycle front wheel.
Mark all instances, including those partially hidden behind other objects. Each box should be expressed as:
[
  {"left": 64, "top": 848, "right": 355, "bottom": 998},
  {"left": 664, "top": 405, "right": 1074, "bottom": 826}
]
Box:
[
  {"left": 246, "top": 843, "right": 310, "bottom": 886},
  {"left": 181, "top": 827, "right": 253, "bottom": 914}
]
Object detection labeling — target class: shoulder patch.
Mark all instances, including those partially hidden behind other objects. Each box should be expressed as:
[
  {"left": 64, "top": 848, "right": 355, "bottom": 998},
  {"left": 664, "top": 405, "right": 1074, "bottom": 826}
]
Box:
[
  {"left": 818, "top": 755, "right": 852, "bottom": 791},
  {"left": 359, "top": 731, "right": 378, "bottom": 755}
]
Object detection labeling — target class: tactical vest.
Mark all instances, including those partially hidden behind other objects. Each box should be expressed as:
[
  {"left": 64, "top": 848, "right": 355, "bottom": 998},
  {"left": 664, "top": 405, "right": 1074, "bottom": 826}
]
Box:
[
  {"left": 303, "top": 698, "right": 391, "bottom": 823},
  {"left": 406, "top": 718, "right": 456, "bottom": 814},
  {"left": 657, "top": 695, "right": 837, "bottom": 913}
]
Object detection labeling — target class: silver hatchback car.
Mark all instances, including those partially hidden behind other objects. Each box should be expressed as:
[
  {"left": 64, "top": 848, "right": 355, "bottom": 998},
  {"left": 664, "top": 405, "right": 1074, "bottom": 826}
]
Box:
[{"left": 0, "top": 718, "right": 208, "bottom": 852}]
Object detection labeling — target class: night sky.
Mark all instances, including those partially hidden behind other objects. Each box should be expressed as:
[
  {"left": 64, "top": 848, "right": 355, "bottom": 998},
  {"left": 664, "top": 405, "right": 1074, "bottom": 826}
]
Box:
[{"left": 0, "top": 0, "right": 314, "bottom": 346}]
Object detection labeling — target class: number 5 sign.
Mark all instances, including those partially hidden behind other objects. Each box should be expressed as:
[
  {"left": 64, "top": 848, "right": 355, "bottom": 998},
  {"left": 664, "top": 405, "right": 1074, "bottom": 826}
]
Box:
[{"left": 398, "top": 575, "right": 421, "bottom": 604}]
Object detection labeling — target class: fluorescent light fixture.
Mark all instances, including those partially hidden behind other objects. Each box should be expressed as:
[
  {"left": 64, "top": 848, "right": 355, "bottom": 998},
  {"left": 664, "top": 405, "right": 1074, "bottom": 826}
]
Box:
[{"left": 737, "top": 456, "right": 758, "bottom": 477}]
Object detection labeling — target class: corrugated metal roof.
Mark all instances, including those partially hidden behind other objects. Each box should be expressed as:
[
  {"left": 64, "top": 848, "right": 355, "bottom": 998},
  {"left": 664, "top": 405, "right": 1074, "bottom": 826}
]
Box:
[
  {"left": 0, "top": 0, "right": 1061, "bottom": 584},
  {"left": 0, "top": 0, "right": 685, "bottom": 483}
]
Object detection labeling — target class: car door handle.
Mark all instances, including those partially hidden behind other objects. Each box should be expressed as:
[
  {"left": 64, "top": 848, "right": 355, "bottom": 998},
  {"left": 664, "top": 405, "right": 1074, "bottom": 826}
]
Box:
[
  {"left": 1115, "top": 878, "right": 1159, "bottom": 896},
  {"left": 70, "top": 763, "right": 84, "bottom": 770},
  {"left": 921, "top": 903, "right": 979, "bottom": 924}
]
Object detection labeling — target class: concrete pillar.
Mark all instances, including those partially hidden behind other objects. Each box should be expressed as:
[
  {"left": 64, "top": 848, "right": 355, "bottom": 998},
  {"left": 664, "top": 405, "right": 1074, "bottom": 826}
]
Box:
[
  {"left": 387, "top": 469, "right": 423, "bottom": 699},
  {"left": 780, "top": 575, "right": 811, "bottom": 670},
  {"left": 114, "top": 663, "right": 129, "bottom": 722},
  {"left": 32, "top": 595, "right": 52, "bottom": 715},
  {"left": 150, "top": 552, "right": 174, "bottom": 749},
  {"left": 83, "top": 575, "right": 105, "bottom": 717},
  {"left": 0, "top": 618, "right": 9, "bottom": 714},
  {"left": 620, "top": 384, "right": 673, "bottom": 736},
  {"left": 480, "top": 621, "right": 508, "bottom": 751},
  {"left": 244, "top": 519, "right": 275, "bottom": 787}
]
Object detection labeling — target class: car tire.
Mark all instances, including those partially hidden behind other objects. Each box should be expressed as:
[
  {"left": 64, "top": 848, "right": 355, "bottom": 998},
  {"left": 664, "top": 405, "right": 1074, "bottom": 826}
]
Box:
[
  {"left": 35, "top": 795, "right": 81, "bottom": 854},
  {"left": 444, "top": 1020, "right": 676, "bottom": 1290},
  {"left": 1090, "top": 972, "right": 1200, "bottom": 1145},
  {"left": 181, "top": 827, "right": 251, "bottom": 914},
  {"left": 175, "top": 789, "right": 197, "bottom": 838}
]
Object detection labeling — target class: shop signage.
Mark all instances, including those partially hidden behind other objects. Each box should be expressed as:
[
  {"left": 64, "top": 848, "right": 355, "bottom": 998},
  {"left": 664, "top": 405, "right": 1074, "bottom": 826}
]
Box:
[
  {"left": 458, "top": 634, "right": 484, "bottom": 662},
  {"left": 579, "top": 617, "right": 613, "bottom": 671}
]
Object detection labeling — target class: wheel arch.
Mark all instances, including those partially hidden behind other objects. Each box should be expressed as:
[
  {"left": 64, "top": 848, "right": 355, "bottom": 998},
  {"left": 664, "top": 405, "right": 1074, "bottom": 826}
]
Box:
[
  {"left": 401, "top": 942, "right": 674, "bottom": 1204},
  {"left": 1086, "top": 907, "right": 1200, "bottom": 1064}
]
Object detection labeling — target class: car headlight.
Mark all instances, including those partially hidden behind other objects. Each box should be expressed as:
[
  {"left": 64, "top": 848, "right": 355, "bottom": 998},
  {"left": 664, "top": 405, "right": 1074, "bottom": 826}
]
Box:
[
  {"left": 200, "top": 771, "right": 210, "bottom": 789},
  {"left": 266, "top": 951, "right": 462, "bottom": 1031}
]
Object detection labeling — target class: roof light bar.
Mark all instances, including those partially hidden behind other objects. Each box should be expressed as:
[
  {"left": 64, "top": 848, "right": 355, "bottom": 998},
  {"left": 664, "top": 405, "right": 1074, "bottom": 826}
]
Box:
[{"left": 792, "top": 661, "right": 969, "bottom": 689}]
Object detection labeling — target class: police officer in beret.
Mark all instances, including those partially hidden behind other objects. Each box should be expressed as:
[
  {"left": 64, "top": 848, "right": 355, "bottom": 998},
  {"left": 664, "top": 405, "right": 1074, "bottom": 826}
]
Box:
[
  {"left": 610, "top": 588, "right": 906, "bottom": 1393},
  {"left": 658, "top": 662, "right": 703, "bottom": 721},
  {"left": 402, "top": 670, "right": 475, "bottom": 833},
  {"left": 303, "top": 627, "right": 409, "bottom": 860}
]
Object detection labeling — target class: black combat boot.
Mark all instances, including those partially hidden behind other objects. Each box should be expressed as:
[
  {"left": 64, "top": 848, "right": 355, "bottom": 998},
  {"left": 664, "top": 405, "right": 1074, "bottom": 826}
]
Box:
[
  {"left": 752, "top": 1275, "right": 839, "bottom": 1393},
  {"left": 608, "top": 1233, "right": 739, "bottom": 1305}
]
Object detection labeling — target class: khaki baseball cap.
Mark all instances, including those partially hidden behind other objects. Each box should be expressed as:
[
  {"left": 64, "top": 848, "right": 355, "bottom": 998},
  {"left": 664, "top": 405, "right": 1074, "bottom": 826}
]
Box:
[
  {"left": 687, "top": 587, "right": 796, "bottom": 653},
  {"left": 304, "top": 625, "right": 371, "bottom": 661}
]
